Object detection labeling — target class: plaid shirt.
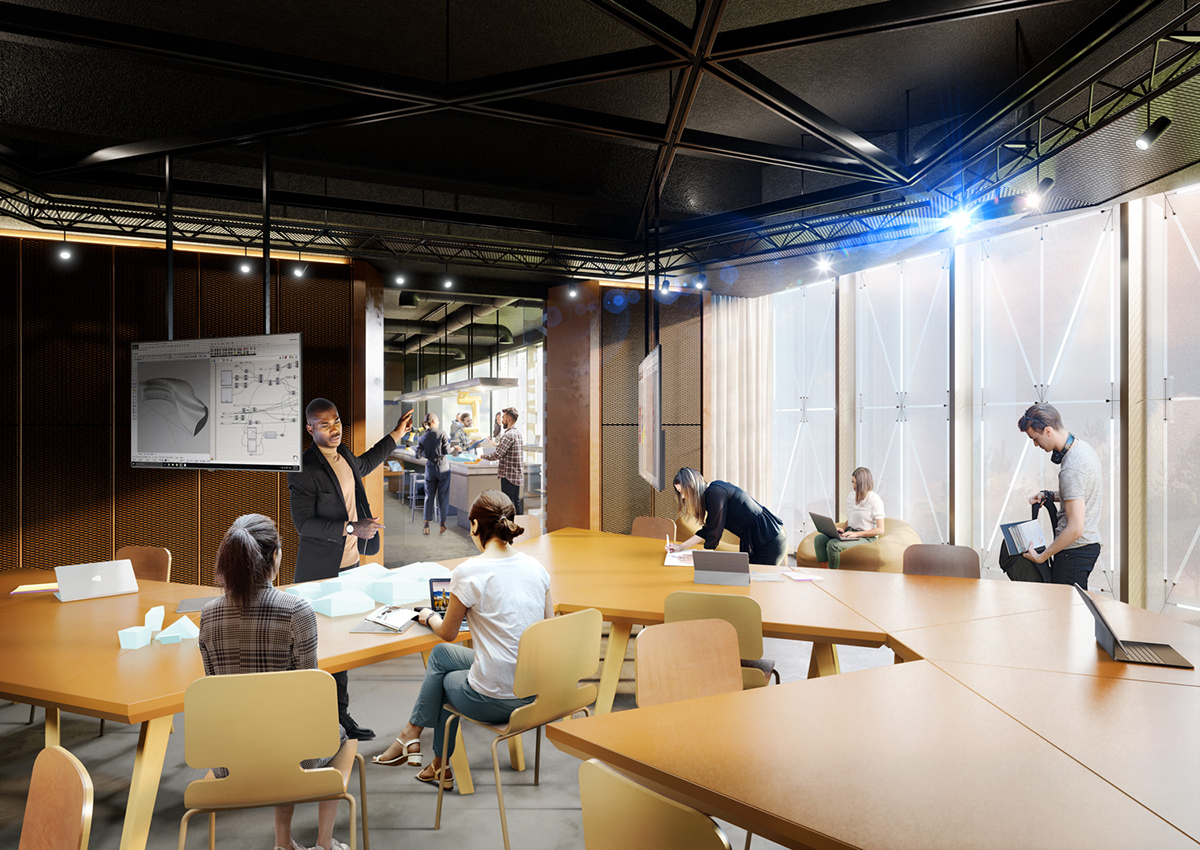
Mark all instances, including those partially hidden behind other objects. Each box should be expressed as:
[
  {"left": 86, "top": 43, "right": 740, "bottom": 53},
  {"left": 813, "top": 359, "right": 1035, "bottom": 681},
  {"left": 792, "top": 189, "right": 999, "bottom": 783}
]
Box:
[
  {"left": 199, "top": 586, "right": 317, "bottom": 676},
  {"left": 483, "top": 426, "right": 525, "bottom": 488}
]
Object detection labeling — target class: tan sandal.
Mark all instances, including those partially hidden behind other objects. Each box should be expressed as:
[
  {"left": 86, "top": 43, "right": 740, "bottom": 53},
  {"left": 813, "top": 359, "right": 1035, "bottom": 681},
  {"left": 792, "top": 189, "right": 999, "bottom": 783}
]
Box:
[{"left": 415, "top": 763, "right": 453, "bottom": 789}]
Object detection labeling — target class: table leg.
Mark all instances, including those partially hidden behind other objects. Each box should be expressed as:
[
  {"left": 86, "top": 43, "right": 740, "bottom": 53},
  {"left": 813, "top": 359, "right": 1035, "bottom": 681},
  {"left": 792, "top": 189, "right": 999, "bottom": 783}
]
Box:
[
  {"left": 807, "top": 642, "right": 841, "bottom": 678},
  {"left": 44, "top": 706, "right": 61, "bottom": 747},
  {"left": 118, "top": 714, "right": 173, "bottom": 850},
  {"left": 450, "top": 723, "right": 474, "bottom": 795},
  {"left": 595, "top": 622, "right": 632, "bottom": 715}
]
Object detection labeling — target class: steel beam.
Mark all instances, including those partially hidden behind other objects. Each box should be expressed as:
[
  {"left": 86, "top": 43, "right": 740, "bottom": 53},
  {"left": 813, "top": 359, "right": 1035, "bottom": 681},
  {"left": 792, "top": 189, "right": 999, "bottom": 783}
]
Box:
[
  {"left": 710, "top": 0, "right": 1075, "bottom": 59},
  {"left": 580, "top": 0, "right": 694, "bottom": 56}
]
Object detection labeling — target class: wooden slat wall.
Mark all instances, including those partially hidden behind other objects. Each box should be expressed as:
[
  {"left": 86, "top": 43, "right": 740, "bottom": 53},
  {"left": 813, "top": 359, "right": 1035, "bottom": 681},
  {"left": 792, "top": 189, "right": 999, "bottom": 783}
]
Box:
[{"left": 0, "top": 235, "right": 353, "bottom": 585}]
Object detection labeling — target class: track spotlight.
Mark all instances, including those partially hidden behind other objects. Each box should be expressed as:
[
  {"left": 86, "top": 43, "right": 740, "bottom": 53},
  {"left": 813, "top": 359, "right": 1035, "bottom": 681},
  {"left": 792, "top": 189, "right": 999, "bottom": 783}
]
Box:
[
  {"left": 1136, "top": 116, "right": 1171, "bottom": 150},
  {"left": 292, "top": 264, "right": 305, "bottom": 278},
  {"left": 695, "top": 273, "right": 706, "bottom": 290},
  {"left": 443, "top": 278, "right": 453, "bottom": 289},
  {"left": 1025, "top": 177, "right": 1055, "bottom": 209},
  {"left": 949, "top": 208, "right": 973, "bottom": 232},
  {"left": 658, "top": 277, "right": 670, "bottom": 292},
  {"left": 395, "top": 275, "right": 405, "bottom": 285},
  {"left": 816, "top": 258, "right": 832, "bottom": 272},
  {"left": 240, "top": 262, "right": 252, "bottom": 273},
  {"left": 59, "top": 247, "right": 72, "bottom": 260},
  {"left": 568, "top": 282, "right": 577, "bottom": 298}
]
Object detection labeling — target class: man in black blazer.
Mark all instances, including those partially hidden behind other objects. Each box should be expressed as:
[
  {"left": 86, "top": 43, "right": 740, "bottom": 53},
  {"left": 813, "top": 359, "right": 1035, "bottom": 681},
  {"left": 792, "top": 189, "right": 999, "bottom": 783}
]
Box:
[{"left": 288, "top": 397, "right": 411, "bottom": 739}]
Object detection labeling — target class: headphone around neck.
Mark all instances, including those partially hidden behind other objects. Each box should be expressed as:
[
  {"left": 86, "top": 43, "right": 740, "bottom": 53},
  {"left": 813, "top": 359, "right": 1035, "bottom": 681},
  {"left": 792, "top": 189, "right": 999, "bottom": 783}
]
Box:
[{"left": 1051, "top": 433, "right": 1075, "bottom": 465}]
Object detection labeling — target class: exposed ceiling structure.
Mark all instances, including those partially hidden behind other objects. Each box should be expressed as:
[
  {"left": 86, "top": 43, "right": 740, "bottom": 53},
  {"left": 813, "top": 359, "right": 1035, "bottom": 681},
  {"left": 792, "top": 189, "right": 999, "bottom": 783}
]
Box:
[{"left": 3, "top": 0, "right": 1200, "bottom": 296}]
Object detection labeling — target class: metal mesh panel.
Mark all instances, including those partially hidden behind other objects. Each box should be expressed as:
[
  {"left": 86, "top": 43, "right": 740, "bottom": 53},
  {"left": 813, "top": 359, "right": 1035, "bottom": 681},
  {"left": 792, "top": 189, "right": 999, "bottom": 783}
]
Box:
[
  {"left": 199, "top": 470, "right": 281, "bottom": 587},
  {"left": 20, "top": 240, "right": 113, "bottom": 571},
  {"left": 600, "top": 291, "right": 646, "bottom": 425},
  {"left": 601, "top": 425, "right": 651, "bottom": 535},
  {"left": 659, "top": 294, "right": 703, "bottom": 427},
  {"left": 0, "top": 238, "right": 20, "bottom": 572},
  {"left": 658, "top": 425, "right": 702, "bottom": 524}
]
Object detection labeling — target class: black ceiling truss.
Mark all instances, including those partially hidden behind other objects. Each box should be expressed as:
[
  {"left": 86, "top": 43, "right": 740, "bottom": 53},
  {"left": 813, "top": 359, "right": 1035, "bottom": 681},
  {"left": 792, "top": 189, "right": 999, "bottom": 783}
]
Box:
[{"left": 0, "top": 0, "right": 1183, "bottom": 277}]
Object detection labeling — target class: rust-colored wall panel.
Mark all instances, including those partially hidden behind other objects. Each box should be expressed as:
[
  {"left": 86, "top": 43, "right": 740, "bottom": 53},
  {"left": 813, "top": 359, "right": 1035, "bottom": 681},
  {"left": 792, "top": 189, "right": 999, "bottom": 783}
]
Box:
[
  {"left": 546, "top": 282, "right": 600, "bottom": 532},
  {"left": 23, "top": 426, "right": 114, "bottom": 570},
  {"left": 0, "top": 239, "right": 21, "bottom": 572}
]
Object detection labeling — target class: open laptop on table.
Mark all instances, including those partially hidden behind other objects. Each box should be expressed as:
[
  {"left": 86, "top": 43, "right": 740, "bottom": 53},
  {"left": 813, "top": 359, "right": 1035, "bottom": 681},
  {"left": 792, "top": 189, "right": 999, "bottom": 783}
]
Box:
[
  {"left": 54, "top": 559, "right": 139, "bottom": 602},
  {"left": 692, "top": 550, "right": 750, "bottom": 587},
  {"left": 1074, "top": 584, "right": 1193, "bottom": 669}
]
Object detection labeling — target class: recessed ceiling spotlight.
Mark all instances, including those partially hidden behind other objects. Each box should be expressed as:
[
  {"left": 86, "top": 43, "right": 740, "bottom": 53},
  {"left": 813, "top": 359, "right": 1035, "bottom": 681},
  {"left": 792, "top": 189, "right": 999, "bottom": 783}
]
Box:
[{"left": 1136, "top": 115, "right": 1171, "bottom": 150}]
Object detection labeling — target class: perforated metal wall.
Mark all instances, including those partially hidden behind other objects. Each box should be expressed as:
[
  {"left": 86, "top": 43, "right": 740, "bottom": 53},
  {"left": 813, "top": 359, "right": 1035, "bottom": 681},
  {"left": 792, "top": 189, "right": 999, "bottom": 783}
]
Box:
[
  {"left": 0, "top": 236, "right": 354, "bottom": 586},
  {"left": 599, "top": 289, "right": 704, "bottom": 534}
]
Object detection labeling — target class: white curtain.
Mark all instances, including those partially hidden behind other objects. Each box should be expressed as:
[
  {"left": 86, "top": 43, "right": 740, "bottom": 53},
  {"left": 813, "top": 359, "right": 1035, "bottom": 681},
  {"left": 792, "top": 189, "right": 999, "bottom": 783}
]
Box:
[{"left": 712, "top": 294, "right": 774, "bottom": 505}]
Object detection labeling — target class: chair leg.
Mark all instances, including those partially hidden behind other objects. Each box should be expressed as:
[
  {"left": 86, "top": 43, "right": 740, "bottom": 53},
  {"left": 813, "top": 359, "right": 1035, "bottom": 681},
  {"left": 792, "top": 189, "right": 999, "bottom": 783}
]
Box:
[
  {"left": 490, "top": 736, "right": 511, "bottom": 850},
  {"left": 434, "top": 714, "right": 456, "bottom": 829},
  {"left": 771, "top": 668, "right": 781, "bottom": 684},
  {"left": 177, "top": 808, "right": 198, "bottom": 850},
  {"left": 355, "top": 752, "right": 370, "bottom": 850},
  {"left": 507, "top": 733, "right": 525, "bottom": 772},
  {"left": 99, "top": 718, "right": 106, "bottom": 736},
  {"left": 208, "top": 811, "right": 215, "bottom": 850},
  {"left": 27, "top": 704, "right": 35, "bottom": 724},
  {"left": 534, "top": 726, "right": 542, "bottom": 786},
  {"left": 744, "top": 829, "right": 754, "bottom": 850}
]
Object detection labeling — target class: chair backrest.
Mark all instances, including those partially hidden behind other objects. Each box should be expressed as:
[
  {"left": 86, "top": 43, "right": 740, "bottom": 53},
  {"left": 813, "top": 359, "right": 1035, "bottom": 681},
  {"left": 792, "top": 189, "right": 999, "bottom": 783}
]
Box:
[
  {"left": 115, "top": 545, "right": 171, "bottom": 582},
  {"left": 631, "top": 516, "right": 676, "bottom": 541},
  {"left": 514, "top": 514, "right": 542, "bottom": 541},
  {"left": 579, "top": 759, "right": 732, "bottom": 850},
  {"left": 903, "top": 544, "right": 981, "bottom": 578},
  {"left": 635, "top": 619, "right": 743, "bottom": 708},
  {"left": 663, "top": 591, "right": 764, "bottom": 660},
  {"left": 182, "top": 669, "right": 346, "bottom": 810},
  {"left": 19, "top": 746, "right": 93, "bottom": 850},
  {"left": 508, "top": 608, "right": 602, "bottom": 731}
]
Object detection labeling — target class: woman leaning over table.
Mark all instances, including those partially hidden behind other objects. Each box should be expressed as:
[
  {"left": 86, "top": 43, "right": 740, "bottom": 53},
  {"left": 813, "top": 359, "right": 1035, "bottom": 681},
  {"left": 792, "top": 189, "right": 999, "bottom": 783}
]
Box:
[
  {"left": 813, "top": 466, "right": 886, "bottom": 569},
  {"left": 371, "top": 490, "right": 552, "bottom": 789},
  {"left": 666, "top": 466, "right": 788, "bottom": 566},
  {"left": 198, "top": 514, "right": 353, "bottom": 850}
]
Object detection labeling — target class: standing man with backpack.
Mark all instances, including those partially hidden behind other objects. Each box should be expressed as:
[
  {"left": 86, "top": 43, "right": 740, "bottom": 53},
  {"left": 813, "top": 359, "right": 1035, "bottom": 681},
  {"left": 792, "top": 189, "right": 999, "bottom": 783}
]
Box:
[{"left": 1017, "top": 403, "right": 1103, "bottom": 586}]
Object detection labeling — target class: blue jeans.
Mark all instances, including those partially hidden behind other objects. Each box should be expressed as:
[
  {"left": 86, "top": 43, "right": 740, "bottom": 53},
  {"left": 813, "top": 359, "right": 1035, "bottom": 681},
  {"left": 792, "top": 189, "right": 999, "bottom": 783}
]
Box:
[
  {"left": 410, "top": 643, "right": 532, "bottom": 759},
  {"left": 812, "top": 533, "right": 870, "bottom": 569}
]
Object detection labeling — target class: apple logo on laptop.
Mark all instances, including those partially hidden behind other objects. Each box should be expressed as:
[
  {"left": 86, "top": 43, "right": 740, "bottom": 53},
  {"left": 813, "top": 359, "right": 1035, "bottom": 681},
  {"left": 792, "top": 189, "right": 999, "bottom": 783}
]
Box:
[{"left": 92, "top": 575, "right": 103, "bottom": 582}]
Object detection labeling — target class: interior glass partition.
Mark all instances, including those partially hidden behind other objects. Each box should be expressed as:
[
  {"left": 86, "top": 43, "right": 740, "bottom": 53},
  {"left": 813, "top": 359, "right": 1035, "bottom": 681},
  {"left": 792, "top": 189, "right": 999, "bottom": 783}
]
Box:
[
  {"left": 770, "top": 280, "right": 836, "bottom": 545},
  {"left": 855, "top": 254, "right": 950, "bottom": 545},
  {"left": 974, "top": 211, "right": 1118, "bottom": 589},
  {"left": 1147, "top": 190, "right": 1200, "bottom": 618}
]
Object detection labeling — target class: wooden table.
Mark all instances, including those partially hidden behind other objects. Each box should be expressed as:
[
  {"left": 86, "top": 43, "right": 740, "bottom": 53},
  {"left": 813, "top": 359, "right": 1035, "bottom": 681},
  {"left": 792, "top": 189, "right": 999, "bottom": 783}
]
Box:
[
  {"left": 548, "top": 661, "right": 1200, "bottom": 849},
  {"left": 0, "top": 569, "right": 469, "bottom": 850},
  {"left": 510, "top": 529, "right": 888, "bottom": 712}
]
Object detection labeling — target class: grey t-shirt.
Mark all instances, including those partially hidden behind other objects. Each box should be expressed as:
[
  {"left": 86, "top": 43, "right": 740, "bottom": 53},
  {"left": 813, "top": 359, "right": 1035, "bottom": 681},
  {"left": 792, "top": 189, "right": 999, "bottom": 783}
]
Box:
[{"left": 1056, "top": 438, "right": 1103, "bottom": 548}]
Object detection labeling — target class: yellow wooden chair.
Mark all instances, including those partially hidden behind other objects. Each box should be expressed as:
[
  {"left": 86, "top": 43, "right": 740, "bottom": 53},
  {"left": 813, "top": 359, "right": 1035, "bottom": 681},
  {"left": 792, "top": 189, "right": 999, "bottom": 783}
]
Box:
[
  {"left": 177, "top": 669, "right": 368, "bottom": 850},
  {"left": 634, "top": 619, "right": 755, "bottom": 849},
  {"left": 579, "top": 759, "right": 732, "bottom": 850},
  {"left": 115, "top": 545, "right": 172, "bottom": 582},
  {"left": 19, "top": 746, "right": 93, "bottom": 850},
  {"left": 663, "top": 591, "right": 779, "bottom": 689},
  {"left": 902, "top": 543, "right": 981, "bottom": 578},
  {"left": 631, "top": 516, "right": 676, "bottom": 541},
  {"left": 434, "top": 607, "right": 603, "bottom": 850}
]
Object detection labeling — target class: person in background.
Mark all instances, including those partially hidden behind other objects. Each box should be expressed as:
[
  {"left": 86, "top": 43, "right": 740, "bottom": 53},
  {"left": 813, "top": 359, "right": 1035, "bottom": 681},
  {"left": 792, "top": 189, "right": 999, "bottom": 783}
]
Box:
[
  {"left": 449, "top": 413, "right": 465, "bottom": 447},
  {"left": 482, "top": 407, "right": 525, "bottom": 513},
  {"left": 1018, "top": 402, "right": 1103, "bottom": 586},
  {"left": 666, "top": 467, "right": 788, "bottom": 566},
  {"left": 199, "top": 514, "right": 354, "bottom": 850},
  {"left": 416, "top": 412, "right": 453, "bottom": 535},
  {"left": 811, "top": 467, "right": 885, "bottom": 569},
  {"left": 370, "top": 491, "right": 551, "bottom": 788},
  {"left": 287, "top": 398, "right": 412, "bottom": 740},
  {"left": 492, "top": 411, "right": 503, "bottom": 440}
]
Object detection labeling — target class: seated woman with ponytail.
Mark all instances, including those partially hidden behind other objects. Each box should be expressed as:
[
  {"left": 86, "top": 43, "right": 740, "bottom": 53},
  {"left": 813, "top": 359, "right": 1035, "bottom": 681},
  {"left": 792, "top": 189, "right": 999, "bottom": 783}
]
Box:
[
  {"left": 198, "top": 514, "right": 353, "bottom": 850},
  {"left": 371, "top": 490, "right": 552, "bottom": 789}
]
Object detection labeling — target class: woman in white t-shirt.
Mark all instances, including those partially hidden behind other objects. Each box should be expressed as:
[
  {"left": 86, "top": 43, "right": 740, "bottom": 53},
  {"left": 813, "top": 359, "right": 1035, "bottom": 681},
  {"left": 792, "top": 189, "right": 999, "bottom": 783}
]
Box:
[
  {"left": 370, "top": 490, "right": 552, "bottom": 789},
  {"left": 813, "top": 467, "right": 886, "bottom": 569}
]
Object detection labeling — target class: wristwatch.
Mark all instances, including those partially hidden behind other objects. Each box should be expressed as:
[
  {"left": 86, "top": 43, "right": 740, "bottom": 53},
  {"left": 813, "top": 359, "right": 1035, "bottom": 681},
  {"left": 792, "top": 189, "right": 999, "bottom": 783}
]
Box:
[{"left": 346, "top": 522, "right": 354, "bottom": 535}]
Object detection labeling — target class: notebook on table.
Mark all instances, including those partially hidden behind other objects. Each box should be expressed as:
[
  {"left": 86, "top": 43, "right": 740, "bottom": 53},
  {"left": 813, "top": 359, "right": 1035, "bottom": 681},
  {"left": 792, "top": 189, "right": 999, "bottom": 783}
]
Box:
[{"left": 1074, "top": 584, "right": 1193, "bottom": 669}]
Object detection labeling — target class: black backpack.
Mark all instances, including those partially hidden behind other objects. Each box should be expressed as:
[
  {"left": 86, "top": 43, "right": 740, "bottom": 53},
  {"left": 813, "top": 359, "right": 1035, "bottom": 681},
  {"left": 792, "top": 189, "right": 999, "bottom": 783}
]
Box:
[{"left": 998, "top": 491, "right": 1057, "bottom": 582}]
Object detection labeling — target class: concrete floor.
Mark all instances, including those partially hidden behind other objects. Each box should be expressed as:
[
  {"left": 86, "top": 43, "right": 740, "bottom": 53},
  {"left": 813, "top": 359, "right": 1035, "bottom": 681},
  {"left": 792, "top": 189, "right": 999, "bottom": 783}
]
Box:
[{"left": 0, "top": 492, "right": 896, "bottom": 850}]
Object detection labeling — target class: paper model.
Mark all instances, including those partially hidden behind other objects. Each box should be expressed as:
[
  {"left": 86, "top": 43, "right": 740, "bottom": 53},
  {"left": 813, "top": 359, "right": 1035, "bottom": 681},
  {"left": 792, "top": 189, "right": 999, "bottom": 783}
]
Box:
[
  {"left": 155, "top": 615, "right": 199, "bottom": 642},
  {"left": 285, "top": 583, "right": 328, "bottom": 600},
  {"left": 311, "top": 589, "right": 376, "bottom": 617},
  {"left": 118, "top": 625, "right": 153, "bottom": 649},
  {"left": 391, "top": 561, "right": 452, "bottom": 581},
  {"left": 144, "top": 605, "right": 165, "bottom": 633},
  {"left": 371, "top": 577, "right": 429, "bottom": 606}
]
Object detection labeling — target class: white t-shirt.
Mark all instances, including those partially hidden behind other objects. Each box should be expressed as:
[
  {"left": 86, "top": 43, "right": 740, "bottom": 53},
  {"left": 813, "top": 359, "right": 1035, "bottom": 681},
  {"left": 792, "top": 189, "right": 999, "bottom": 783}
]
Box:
[
  {"left": 846, "top": 491, "right": 886, "bottom": 532},
  {"left": 449, "top": 551, "right": 551, "bottom": 699}
]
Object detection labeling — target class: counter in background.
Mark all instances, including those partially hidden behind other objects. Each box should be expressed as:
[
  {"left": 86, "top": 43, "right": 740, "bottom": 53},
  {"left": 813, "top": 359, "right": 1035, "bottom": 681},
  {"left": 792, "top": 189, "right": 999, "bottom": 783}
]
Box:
[{"left": 450, "top": 461, "right": 500, "bottom": 528}]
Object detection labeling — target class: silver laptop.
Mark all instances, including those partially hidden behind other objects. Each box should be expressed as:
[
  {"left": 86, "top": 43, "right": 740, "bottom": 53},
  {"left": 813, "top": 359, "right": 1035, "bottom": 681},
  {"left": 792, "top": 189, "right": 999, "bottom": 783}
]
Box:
[
  {"left": 809, "top": 511, "right": 843, "bottom": 538},
  {"left": 54, "top": 559, "right": 139, "bottom": 602},
  {"left": 1074, "top": 584, "right": 1193, "bottom": 669},
  {"left": 692, "top": 550, "right": 750, "bottom": 587}
]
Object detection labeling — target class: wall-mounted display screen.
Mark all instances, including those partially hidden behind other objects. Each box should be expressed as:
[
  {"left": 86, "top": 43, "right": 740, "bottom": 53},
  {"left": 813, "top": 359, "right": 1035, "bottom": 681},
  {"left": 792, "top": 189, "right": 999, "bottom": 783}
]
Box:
[
  {"left": 131, "top": 333, "right": 303, "bottom": 471},
  {"left": 638, "top": 343, "right": 665, "bottom": 491}
]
